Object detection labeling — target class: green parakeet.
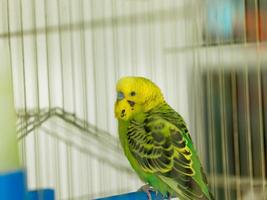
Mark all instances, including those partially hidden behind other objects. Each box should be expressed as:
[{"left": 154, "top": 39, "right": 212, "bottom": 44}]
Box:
[{"left": 115, "top": 76, "right": 214, "bottom": 200}]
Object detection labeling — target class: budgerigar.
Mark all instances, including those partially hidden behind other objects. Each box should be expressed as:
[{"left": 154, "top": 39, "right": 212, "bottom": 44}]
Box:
[{"left": 114, "top": 76, "right": 214, "bottom": 200}]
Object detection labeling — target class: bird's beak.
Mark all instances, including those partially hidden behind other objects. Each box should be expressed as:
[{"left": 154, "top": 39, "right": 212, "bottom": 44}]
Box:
[{"left": 115, "top": 99, "right": 128, "bottom": 120}]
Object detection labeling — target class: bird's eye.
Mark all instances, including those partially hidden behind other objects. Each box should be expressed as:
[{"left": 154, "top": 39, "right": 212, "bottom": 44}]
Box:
[
  {"left": 117, "top": 91, "right": 124, "bottom": 100},
  {"left": 130, "top": 91, "right": 136, "bottom": 96}
]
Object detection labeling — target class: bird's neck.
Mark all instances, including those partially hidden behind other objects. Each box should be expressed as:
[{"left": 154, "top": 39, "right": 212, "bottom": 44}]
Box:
[
  {"left": 145, "top": 101, "right": 166, "bottom": 113},
  {"left": 143, "top": 95, "right": 164, "bottom": 112}
]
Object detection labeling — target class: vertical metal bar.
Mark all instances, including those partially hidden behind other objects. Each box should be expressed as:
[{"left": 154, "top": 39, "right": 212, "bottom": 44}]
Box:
[
  {"left": 130, "top": 1, "right": 137, "bottom": 76},
  {"left": 98, "top": 158, "right": 103, "bottom": 196},
  {"left": 67, "top": 0, "right": 76, "bottom": 121},
  {"left": 102, "top": 0, "right": 110, "bottom": 134},
  {"left": 111, "top": 0, "right": 119, "bottom": 80},
  {"left": 203, "top": 0, "right": 216, "bottom": 196},
  {"left": 215, "top": 1, "right": 230, "bottom": 197},
  {"left": 18, "top": 0, "right": 28, "bottom": 170},
  {"left": 192, "top": 0, "right": 205, "bottom": 161},
  {"left": 44, "top": 0, "right": 52, "bottom": 112},
  {"left": 51, "top": 1, "right": 63, "bottom": 197},
  {"left": 66, "top": 143, "right": 73, "bottom": 198},
  {"left": 257, "top": 56, "right": 266, "bottom": 200},
  {"left": 207, "top": 72, "right": 217, "bottom": 197},
  {"left": 87, "top": 156, "right": 92, "bottom": 198},
  {"left": 160, "top": 0, "right": 167, "bottom": 96},
  {"left": 79, "top": 0, "right": 89, "bottom": 130},
  {"left": 242, "top": 0, "right": 254, "bottom": 197},
  {"left": 191, "top": 0, "right": 198, "bottom": 149},
  {"left": 90, "top": 0, "right": 98, "bottom": 132},
  {"left": 103, "top": 161, "right": 107, "bottom": 196},
  {"left": 182, "top": 0, "right": 190, "bottom": 138},
  {"left": 54, "top": 137, "right": 60, "bottom": 199},
  {"left": 56, "top": 0, "right": 64, "bottom": 114},
  {"left": 219, "top": 69, "right": 230, "bottom": 199},
  {"left": 231, "top": 72, "right": 241, "bottom": 200},
  {"left": 244, "top": 66, "right": 254, "bottom": 198},
  {"left": 28, "top": 0, "right": 42, "bottom": 190},
  {"left": 147, "top": 0, "right": 153, "bottom": 77},
  {"left": 261, "top": 56, "right": 267, "bottom": 200},
  {"left": 56, "top": 0, "right": 65, "bottom": 112},
  {"left": 78, "top": 0, "right": 88, "bottom": 195},
  {"left": 43, "top": 0, "right": 54, "bottom": 190},
  {"left": 254, "top": 0, "right": 266, "bottom": 198},
  {"left": 200, "top": 0, "right": 208, "bottom": 171},
  {"left": 150, "top": 1, "right": 156, "bottom": 81},
  {"left": 77, "top": 149, "right": 82, "bottom": 197}
]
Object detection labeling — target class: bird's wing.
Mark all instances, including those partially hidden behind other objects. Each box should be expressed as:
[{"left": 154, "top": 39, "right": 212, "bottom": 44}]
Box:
[{"left": 127, "top": 116, "right": 211, "bottom": 200}]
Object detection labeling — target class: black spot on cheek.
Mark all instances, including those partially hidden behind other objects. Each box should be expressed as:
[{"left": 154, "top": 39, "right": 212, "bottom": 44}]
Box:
[
  {"left": 127, "top": 100, "right": 135, "bottom": 107},
  {"left": 121, "top": 109, "right": 126, "bottom": 118}
]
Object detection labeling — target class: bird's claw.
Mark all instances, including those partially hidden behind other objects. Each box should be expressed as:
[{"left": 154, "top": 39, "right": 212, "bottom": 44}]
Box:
[{"left": 138, "top": 184, "right": 155, "bottom": 200}]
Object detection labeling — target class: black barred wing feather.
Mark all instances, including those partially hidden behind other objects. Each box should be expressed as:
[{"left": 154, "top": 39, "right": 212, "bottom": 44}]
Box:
[
  {"left": 127, "top": 120, "right": 174, "bottom": 173},
  {"left": 127, "top": 118, "right": 211, "bottom": 200}
]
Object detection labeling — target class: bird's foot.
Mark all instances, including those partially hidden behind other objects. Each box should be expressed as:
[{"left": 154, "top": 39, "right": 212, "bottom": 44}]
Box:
[{"left": 138, "top": 184, "right": 155, "bottom": 200}]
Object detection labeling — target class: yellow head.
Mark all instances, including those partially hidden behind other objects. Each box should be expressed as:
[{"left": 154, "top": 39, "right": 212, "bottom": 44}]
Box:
[{"left": 115, "top": 76, "right": 164, "bottom": 120}]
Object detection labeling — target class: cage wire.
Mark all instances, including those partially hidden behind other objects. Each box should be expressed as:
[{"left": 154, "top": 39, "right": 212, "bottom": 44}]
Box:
[{"left": 0, "top": 0, "right": 267, "bottom": 199}]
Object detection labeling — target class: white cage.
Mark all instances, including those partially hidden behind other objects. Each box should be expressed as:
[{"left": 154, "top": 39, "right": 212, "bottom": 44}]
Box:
[{"left": 0, "top": 0, "right": 266, "bottom": 199}]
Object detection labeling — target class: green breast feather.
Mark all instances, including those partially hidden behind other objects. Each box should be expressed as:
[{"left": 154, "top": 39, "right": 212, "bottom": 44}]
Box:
[{"left": 119, "top": 103, "right": 214, "bottom": 200}]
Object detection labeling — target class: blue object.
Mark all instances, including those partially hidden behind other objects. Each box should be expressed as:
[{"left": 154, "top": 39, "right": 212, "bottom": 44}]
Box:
[
  {"left": 0, "top": 169, "right": 27, "bottom": 200},
  {"left": 28, "top": 189, "right": 55, "bottom": 200},
  {"left": 206, "top": 0, "right": 234, "bottom": 38},
  {"left": 96, "top": 191, "right": 166, "bottom": 200}
]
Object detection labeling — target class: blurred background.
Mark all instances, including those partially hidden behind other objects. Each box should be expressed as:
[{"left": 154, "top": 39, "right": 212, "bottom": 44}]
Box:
[{"left": 0, "top": 0, "right": 266, "bottom": 199}]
